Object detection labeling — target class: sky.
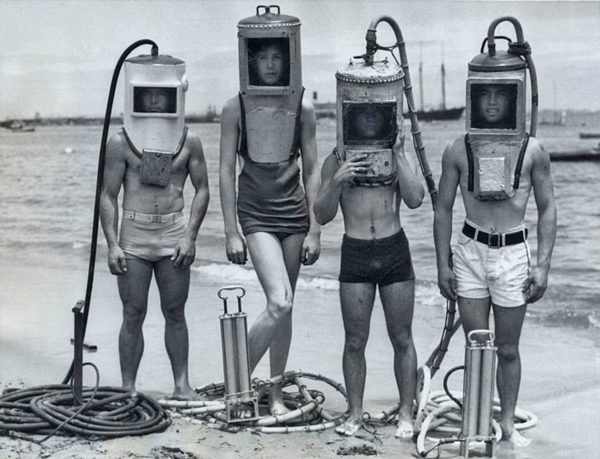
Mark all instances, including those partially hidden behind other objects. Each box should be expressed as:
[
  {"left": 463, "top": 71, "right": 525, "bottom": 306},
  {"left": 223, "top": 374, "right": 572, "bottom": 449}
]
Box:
[{"left": 1, "top": 0, "right": 599, "bottom": 119}]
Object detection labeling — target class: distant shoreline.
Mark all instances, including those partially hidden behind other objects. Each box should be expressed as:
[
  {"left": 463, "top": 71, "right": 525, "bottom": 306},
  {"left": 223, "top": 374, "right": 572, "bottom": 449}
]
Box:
[
  {"left": 0, "top": 115, "right": 220, "bottom": 128},
  {"left": 3, "top": 108, "right": 600, "bottom": 128}
]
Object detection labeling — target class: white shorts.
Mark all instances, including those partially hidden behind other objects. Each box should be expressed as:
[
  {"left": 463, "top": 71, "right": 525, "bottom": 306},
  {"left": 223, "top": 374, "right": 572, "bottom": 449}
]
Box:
[{"left": 453, "top": 220, "right": 530, "bottom": 308}]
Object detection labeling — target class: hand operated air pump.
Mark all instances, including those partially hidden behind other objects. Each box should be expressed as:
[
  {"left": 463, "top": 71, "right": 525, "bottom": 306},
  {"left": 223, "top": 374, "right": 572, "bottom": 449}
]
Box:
[
  {"left": 460, "top": 329, "right": 497, "bottom": 458},
  {"left": 218, "top": 286, "right": 260, "bottom": 422}
]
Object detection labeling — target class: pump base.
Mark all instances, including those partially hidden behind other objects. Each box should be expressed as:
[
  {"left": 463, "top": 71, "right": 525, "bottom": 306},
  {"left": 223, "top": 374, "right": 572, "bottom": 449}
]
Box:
[
  {"left": 459, "top": 436, "right": 496, "bottom": 458},
  {"left": 225, "top": 390, "right": 260, "bottom": 423}
]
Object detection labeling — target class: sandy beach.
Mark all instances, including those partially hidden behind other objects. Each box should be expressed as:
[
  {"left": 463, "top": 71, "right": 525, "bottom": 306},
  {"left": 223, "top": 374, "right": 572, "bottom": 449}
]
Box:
[
  {"left": 2, "top": 116, "right": 598, "bottom": 459},
  {"left": 1, "top": 253, "right": 599, "bottom": 459}
]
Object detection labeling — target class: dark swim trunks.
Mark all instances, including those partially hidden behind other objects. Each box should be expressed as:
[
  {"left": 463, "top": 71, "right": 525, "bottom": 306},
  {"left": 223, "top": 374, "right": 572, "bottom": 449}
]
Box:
[
  {"left": 339, "top": 229, "right": 415, "bottom": 286},
  {"left": 237, "top": 157, "right": 309, "bottom": 237}
]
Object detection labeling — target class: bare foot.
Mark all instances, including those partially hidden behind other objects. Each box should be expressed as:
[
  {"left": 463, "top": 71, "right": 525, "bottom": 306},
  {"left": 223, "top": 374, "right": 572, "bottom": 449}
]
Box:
[
  {"left": 335, "top": 418, "right": 362, "bottom": 436},
  {"left": 269, "top": 400, "right": 290, "bottom": 417},
  {"left": 504, "top": 430, "right": 531, "bottom": 447},
  {"left": 122, "top": 386, "right": 138, "bottom": 399},
  {"left": 122, "top": 384, "right": 136, "bottom": 394},
  {"left": 395, "top": 417, "right": 414, "bottom": 439}
]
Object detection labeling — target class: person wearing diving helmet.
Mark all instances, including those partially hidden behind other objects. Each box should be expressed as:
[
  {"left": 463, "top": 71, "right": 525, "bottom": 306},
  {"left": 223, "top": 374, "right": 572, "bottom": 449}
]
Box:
[
  {"left": 219, "top": 6, "right": 320, "bottom": 416},
  {"left": 100, "top": 54, "right": 210, "bottom": 399},
  {"left": 434, "top": 17, "right": 556, "bottom": 447},
  {"left": 314, "top": 43, "right": 424, "bottom": 437}
]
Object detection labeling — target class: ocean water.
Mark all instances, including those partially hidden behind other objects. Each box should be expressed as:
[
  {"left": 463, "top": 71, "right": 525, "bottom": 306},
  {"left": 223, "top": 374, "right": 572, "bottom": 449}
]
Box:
[{"left": 0, "top": 121, "right": 598, "bottom": 332}]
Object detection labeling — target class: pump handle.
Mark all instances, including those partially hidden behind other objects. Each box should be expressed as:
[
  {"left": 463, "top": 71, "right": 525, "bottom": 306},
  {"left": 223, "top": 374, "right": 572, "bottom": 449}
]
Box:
[
  {"left": 467, "top": 329, "right": 495, "bottom": 345},
  {"left": 256, "top": 5, "right": 280, "bottom": 16},
  {"left": 72, "top": 300, "right": 85, "bottom": 314},
  {"left": 218, "top": 285, "right": 246, "bottom": 300}
]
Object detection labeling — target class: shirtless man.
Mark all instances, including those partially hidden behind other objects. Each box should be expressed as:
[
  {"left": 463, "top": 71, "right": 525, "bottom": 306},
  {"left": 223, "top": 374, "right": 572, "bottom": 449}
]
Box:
[
  {"left": 314, "top": 130, "right": 424, "bottom": 438},
  {"left": 220, "top": 23, "right": 320, "bottom": 415},
  {"left": 434, "top": 80, "right": 557, "bottom": 446},
  {"left": 100, "top": 76, "right": 209, "bottom": 398}
]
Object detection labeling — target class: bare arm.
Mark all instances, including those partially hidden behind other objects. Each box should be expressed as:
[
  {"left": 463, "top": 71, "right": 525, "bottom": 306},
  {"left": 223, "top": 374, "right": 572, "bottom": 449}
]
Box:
[
  {"left": 314, "top": 154, "right": 342, "bottom": 225},
  {"left": 394, "top": 129, "right": 424, "bottom": 209},
  {"left": 299, "top": 99, "right": 321, "bottom": 265},
  {"left": 99, "top": 134, "right": 127, "bottom": 275},
  {"left": 219, "top": 97, "right": 247, "bottom": 264},
  {"left": 172, "top": 134, "right": 210, "bottom": 268},
  {"left": 522, "top": 140, "right": 557, "bottom": 303},
  {"left": 434, "top": 141, "right": 460, "bottom": 300},
  {"left": 315, "top": 152, "right": 373, "bottom": 225},
  {"left": 300, "top": 100, "right": 320, "bottom": 234}
]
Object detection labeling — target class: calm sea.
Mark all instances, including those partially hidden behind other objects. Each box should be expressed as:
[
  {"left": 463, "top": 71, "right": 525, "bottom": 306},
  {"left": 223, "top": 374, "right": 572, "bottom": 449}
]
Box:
[{"left": 1, "top": 121, "right": 598, "bottom": 331}]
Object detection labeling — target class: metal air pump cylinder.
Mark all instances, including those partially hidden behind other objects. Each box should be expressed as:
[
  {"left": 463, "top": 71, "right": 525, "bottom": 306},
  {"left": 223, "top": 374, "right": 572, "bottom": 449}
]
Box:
[
  {"left": 218, "top": 286, "right": 259, "bottom": 422},
  {"left": 460, "top": 330, "right": 497, "bottom": 457}
]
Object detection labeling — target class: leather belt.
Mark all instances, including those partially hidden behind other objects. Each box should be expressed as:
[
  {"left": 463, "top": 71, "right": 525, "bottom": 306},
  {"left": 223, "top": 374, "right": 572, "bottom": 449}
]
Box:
[
  {"left": 462, "top": 222, "right": 527, "bottom": 248},
  {"left": 123, "top": 210, "right": 182, "bottom": 223}
]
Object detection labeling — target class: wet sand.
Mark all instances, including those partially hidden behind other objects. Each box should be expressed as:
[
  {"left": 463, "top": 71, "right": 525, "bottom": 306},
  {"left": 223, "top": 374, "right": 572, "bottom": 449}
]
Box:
[{"left": 1, "top": 260, "right": 599, "bottom": 458}]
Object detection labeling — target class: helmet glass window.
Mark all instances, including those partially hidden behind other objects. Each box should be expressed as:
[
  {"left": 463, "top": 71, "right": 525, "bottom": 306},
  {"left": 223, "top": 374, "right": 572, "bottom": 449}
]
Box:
[
  {"left": 343, "top": 102, "right": 397, "bottom": 146},
  {"left": 247, "top": 38, "right": 290, "bottom": 87},
  {"left": 471, "top": 83, "right": 517, "bottom": 130},
  {"left": 134, "top": 86, "right": 177, "bottom": 114}
]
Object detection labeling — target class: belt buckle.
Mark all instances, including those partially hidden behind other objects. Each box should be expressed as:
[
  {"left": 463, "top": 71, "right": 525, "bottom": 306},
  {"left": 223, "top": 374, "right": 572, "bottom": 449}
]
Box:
[
  {"left": 487, "top": 232, "right": 501, "bottom": 248},
  {"left": 150, "top": 215, "right": 162, "bottom": 223}
]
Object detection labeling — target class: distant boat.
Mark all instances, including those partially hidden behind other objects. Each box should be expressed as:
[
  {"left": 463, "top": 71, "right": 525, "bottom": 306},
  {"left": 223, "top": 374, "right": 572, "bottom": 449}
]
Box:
[
  {"left": 579, "top": 132, "right": 600, "bottom": 139},
  {"left": 549, "top": 144, "right": 600, "bottom": 161},
  {"left": 8, "top": 121, "right": 35, "bottom": 132},
  {"left": 404, "top": 46, "right": 464, "bottom": 121}
]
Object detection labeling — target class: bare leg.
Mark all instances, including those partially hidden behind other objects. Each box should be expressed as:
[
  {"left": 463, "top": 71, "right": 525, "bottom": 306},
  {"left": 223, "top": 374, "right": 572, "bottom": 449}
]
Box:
[
  {"left": 379, "top": 280, "right": 417, "bottom": 439},
  {"left": 269, "top": 233, "right": 304, "bottom": 412},
  {"left": 493, "top": 303, "right": 530, "bottom": 447},
  {"left": 155, "top": 257, "right": 193, "bottom": 398},
  {"left": 245, "top": 233, "right": 298, "bottom": 413},
  {"left": 457, "top": 296, "right": 492, "bottom": 336},
  {"left": 117, "top": 257, "right": 153, "bottom": 392},
  {"left": 336, "top": 282, "right": 376, "bottom": 436}
]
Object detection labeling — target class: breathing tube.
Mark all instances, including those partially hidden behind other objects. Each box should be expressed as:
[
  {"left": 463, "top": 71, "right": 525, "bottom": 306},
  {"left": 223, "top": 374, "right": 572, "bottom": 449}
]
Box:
[
  {"left": 415, "top": 19, "right": 540, "bottom": 455},
  {"left": 160, "top": 370, "right": 350, "bottom": 433},
  {"left": 363, "top": 16, "right": 437, "bottom": 205},
  {"left": 363, "top": 15, "right": 461, "bottom": 376},
  {"left": 416, "top": 391, "right": 537, "bottom": 457},
  {"left": 363, "top": 16, "right": 464, "bottom": 420},
  {"left": 416, "top": 333, "right": 537, "bottom": 457},
  {"left": 409, "top": 17, "right": 538, "bottom": 388},
  {"left": 483, "top": 16, "right": 538, "bottom": 137},
  {"left": 62, "top": 38, "right": 159, "bottom": 384},
  {"left": 0, "top": 40, "right": 170, "bottom": 442},
  {"left": 160, "top": 288, "right": 350, "bottom": 432}
]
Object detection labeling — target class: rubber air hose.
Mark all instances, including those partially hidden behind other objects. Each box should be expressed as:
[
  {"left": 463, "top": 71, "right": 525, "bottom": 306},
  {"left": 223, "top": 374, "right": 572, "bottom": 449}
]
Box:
[
  {"left": 365, "top": 16, "right": 460, "bottom": 379},
  {"left": 62, "top": 39, "right": 158, "bottom": 385},
  {"left": 1, "top": 363, "right": 170, "bottom": 440}
]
